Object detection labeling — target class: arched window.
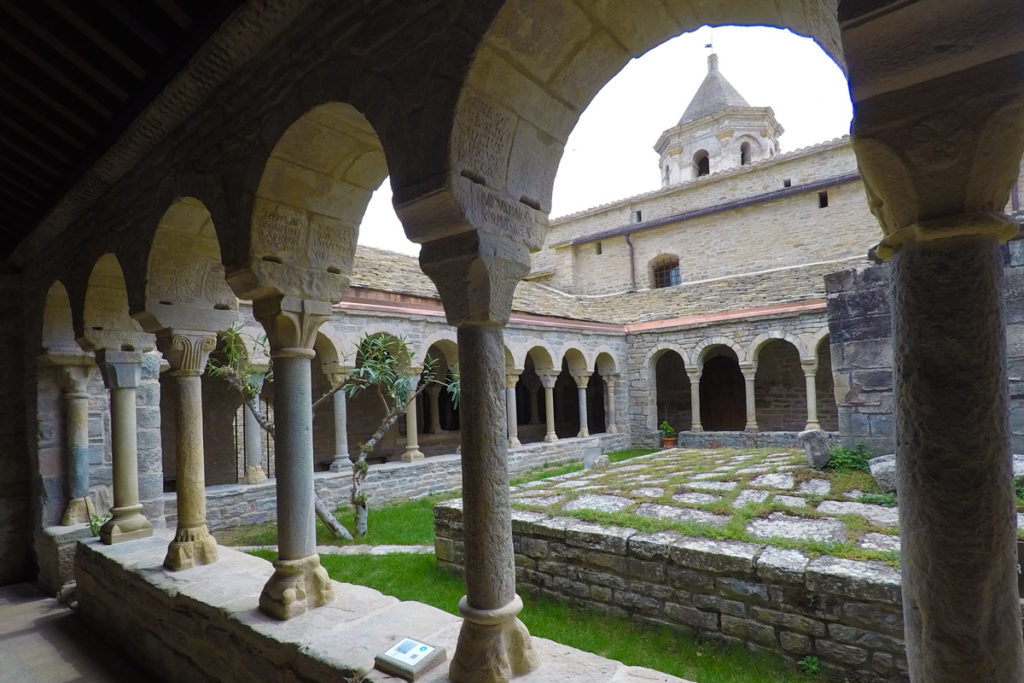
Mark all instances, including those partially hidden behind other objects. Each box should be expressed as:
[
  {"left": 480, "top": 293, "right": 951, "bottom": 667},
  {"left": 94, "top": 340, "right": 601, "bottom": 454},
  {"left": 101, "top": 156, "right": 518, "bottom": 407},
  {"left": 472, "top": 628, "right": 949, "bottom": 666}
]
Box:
[
  {"left": 693, "top": 150, "right": 709, "bottom": 177},
  {"left": 651, "top": 256, "right": 681, "bottom": 288},
  {"left": 740, "top": 141, "right": 751, "bottom": 165}
]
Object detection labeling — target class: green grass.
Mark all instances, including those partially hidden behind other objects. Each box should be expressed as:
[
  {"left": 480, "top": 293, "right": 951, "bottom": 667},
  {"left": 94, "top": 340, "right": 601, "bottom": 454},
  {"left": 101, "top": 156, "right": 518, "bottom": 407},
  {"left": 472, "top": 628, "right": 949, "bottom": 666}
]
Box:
[
  {"left": 247, "top": 551, "right": 811, "bottom": 683},
  {"left": 510, "top": 462, "right": 584, "bottom": 486},
  {"left": 606, "top": 448, "right": 659, "bottom": 463}
]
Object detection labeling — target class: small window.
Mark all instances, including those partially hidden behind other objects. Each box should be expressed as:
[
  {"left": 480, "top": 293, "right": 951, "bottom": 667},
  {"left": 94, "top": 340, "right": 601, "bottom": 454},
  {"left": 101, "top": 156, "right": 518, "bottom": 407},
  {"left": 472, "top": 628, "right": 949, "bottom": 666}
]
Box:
[
  {"left": 693, "top": 150, "right": 710, "bottom": 177},
  {"left": 662, "top": 165, "right": 670, "bottom": 185},
  {"left": 631, "top": 210, "right": 643, "bottom": 223},
  {"left": 818, "top": 190, "right": 829, "bottom": 208},
  {"left": 595, "top": 242, "right": 602, "bottom": 255},
  {"left": 652, "top": 258, "right": 681, "bottom": 289},
  {"left": 740, "top": 142, "right": 751, "bottom": 166},
  {"left": 783, "top": 179, "right": 792, "bottom": 188}
]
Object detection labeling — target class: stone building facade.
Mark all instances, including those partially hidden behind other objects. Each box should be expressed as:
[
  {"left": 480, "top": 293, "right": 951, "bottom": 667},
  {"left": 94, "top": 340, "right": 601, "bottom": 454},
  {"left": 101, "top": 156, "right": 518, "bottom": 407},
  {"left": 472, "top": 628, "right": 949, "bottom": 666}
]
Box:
[{"left": 1, "top": 2, "right": 1023, "bottom": 682}]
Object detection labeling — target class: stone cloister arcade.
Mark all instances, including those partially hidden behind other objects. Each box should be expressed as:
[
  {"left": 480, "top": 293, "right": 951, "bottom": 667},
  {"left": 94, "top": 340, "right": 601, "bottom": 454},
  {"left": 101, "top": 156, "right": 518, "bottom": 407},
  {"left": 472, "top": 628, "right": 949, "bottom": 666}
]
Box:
[{"left": 5, "top": 1, "right": 1023, "bottom": 681}]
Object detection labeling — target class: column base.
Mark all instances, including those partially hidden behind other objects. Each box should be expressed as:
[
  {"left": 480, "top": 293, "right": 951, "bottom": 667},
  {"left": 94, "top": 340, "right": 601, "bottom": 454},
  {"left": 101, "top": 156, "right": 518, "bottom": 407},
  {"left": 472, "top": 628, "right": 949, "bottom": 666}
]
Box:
[
  {"left": 164, "top": 524, "right": 218, "bottom": 571},
  {"left": 61, "top": 496, "right": 96, "bottom": 526},
  {"left": 259, "top": 553, "right": 334, "bottom": 620},
  {"left": 606, "top": 425, "right": 618, "bottom": 434},
  {"left": 745, "top": 423, "right": 758, "bottom": 432},
  {"left": 401, "top": 448, "right": 424, "bottom": 463},
  {"left": 450, "top": 595, "right": 539, "bottom": 683},
  {"left": 690, "top": 426, "right": 703, "bottom": 433},
  {"left": 99, "top": 505, "right": 153, "bottom": 544},
  {"left": 543, "top": 433, "right": 558, "bottom": 443},
  {"left": 508, "top": 438, "right": 521, "bottom": 449},
  {"left": 804, "top": 422, "right": 821, "bottom": 431},
  {"left": 244, "top": 466, "right": 267, "bottom": 484},
  {"left": 328, "top": 457, "right": 350, "bottom": 473},
  {"left": 576, "top": 430, "right": 589, "bottom": 438}
]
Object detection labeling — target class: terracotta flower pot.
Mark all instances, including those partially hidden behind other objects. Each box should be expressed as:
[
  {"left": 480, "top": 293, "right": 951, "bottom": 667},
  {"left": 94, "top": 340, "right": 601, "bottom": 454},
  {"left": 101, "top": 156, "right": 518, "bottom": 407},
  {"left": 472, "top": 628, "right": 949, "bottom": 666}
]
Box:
[{"left": 661, "top": 436, "right": 677, "bottom": 448}]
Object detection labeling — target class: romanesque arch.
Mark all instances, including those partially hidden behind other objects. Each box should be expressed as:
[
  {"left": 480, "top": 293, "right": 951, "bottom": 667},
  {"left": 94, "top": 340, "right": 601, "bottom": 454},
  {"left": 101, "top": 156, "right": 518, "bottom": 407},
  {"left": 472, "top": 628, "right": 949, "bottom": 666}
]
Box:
[
  {"left": 814, "top": 333, "right": 838, "bottom": 431},
  {"left": 753, "top": 338, "right": 805, "bottom": 431},
  {"left": 697, "top": 343, "right": 745, "bottom": 431},
  {"left": 652, "top": 348, "right": 691, "bottom": 436}
]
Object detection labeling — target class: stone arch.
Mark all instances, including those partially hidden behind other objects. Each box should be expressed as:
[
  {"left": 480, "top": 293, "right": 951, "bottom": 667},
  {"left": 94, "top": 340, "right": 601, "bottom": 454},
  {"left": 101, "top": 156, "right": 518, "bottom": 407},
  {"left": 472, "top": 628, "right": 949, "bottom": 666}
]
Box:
[
  {"left": 422, "top": 339, "right": 461, "bottom": 439},
  {"left": 697, "top": 343, "right": 745, "bottom": 431},
  {"left": 753, "top": 338, "right": 806, "bottom": 431},
  {"left": 693, "top": 149, "right": 710, "bottom": 177},
  {"left": 236, "top": 102, "right": 388, "bottom": 303},
  {"left": 813, "top": 332, "right": 839, "bottom": 431},
  {"left": 693, "top": 336, "right": 746, "bottom": 366},
  {"left": 641, "top": 343, "right": 690, "bottom": 431},
  {"left": 524, "top": 344, "right": 556, "bottom": 375},
  {"left": 594, "top": 351, "right": 617, "bottom": 376},
  {"left": 139, "top": 197, "right": 238, "bottom": 325},
  {"left": 81, "top": 253, "right": 149, "bottom": 351},
  {"left": 805, "top": 327, "right": 831, "bottom": 363},
  {"left": 749, "top": 331, "right": 805, "bottom": 368},
  {"left": 42, "top": 281, "right": 77, "bottom": 353},
  {"left": 653, "top": 348, "right": 691, "bottom": 436},
  {"left": 416, "top": 331, "right": 459, "bottom": 367},
  {"left": 560, "top": 347, "right": 590, "bottom": 377}
]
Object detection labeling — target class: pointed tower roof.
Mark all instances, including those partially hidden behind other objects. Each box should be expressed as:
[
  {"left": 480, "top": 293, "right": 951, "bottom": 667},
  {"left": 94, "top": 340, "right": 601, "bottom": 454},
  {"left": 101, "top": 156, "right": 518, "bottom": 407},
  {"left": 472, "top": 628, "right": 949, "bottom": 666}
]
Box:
[{"left": 678, "top": 53, "right": 750, "bottom": 125}]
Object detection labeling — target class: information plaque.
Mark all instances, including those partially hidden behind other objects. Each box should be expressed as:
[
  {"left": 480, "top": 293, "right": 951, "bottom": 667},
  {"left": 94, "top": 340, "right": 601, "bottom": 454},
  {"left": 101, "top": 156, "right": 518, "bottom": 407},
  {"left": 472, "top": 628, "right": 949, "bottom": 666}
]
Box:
[{"left": 374, "top": 637, "right": 446, "bottom": 681}]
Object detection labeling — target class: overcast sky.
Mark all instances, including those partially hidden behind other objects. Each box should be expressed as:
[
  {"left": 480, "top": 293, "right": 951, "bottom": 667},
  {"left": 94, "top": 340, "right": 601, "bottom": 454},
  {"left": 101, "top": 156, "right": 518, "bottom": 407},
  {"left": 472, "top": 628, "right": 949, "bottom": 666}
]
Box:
[{"left": 357, "top": 25, "right": 853, "bottom": 256}]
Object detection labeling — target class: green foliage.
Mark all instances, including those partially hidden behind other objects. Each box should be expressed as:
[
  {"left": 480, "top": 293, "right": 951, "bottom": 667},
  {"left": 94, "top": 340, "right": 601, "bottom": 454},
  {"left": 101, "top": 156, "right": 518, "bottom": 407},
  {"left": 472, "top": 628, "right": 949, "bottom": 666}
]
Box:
[
  {"left": 1015, "top": 480, "right": 1024, "bottom": 505},
  {"left": 88, "top": 513, "right": 110, "bottom": 537},
  {"left": 827, "top": 443, "right": 873, "bottom": 473},
  {"left": 659, "top": 420, "right": 676, "bottom": 438},
  {"left": 797, "top": 655, "right": 820, "bottom": 676},
  {"left": 510, "top": 463, "right": 584, "bottom": 486},
  {"left": 606, "top": 448, "right": 659, "bottom": 463},
  {"left": 858, "top": 491, "right": 897, "bottom": 507},
  {"left": 205, "top": 324, "right": 269, "bottom": 400}
]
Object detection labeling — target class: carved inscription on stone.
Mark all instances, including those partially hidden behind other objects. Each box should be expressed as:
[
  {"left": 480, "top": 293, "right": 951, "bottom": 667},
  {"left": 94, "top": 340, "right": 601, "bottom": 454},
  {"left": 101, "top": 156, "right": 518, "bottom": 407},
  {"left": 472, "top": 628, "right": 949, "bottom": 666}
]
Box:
[
  {"left": 255, "top": 204, "right": 305, "bottom": 255},
  {"left": 149, "top": 261, "right": 204, "bottom": 304},
  {"left": 309, "top": 218, "right": 354, "bottom": 271},
  {"left": 454, "top": 95, "right": 515, "bottom": 185}
]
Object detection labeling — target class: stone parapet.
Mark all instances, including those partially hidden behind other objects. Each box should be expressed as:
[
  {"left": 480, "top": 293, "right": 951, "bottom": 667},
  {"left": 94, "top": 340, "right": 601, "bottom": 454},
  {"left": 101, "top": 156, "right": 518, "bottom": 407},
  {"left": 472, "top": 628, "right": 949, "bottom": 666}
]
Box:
[
  {"left": 435, "top": 504, "right": 910, "bottom": 682},
  {"left": 164, "top": 434, "right": 628, "bottom": 532}
]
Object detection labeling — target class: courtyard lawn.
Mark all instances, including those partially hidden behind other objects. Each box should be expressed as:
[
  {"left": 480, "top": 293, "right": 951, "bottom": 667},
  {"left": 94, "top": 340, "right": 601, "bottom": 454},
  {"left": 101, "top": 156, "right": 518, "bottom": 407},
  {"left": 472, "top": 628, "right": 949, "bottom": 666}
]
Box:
[{"left": 247, "top": 550, "right": 811, "bottom": 682}]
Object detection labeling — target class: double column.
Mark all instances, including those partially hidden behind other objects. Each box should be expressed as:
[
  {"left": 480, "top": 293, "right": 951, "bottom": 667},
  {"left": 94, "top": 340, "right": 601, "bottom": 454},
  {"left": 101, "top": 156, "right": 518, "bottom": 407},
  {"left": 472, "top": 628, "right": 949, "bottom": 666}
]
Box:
[
  {"left": 159, "top": 331, "right": 219, "bottom": 570},
  {"left": 739, "top": 362, "right": 757, "bottom": 432},
  {"left": 505, "top": 371, "right": 521, "bottom": 448},
  {"left": 539, "top": 373, "right": 558, "bottom": 442},
  {"left": 574, "top": 373, "right": 590, "bottom": 438},
  {"left": 46, "top": 354, "right": 97, "bottom": 525},
  {"left": 801, "top": 360, "right": 820, "bottom": 431},
  {"left": 96, "top": 350, "right": 153, "bottom": 544},
  {"left": 602, "top": 373, "right": 618, "bottom": 433},
  {"left": 686, "top": 370, "right": 702, "bottom": 432},
  {"left": 845, "top": 44, "right": 1024, "bottom": 679},
  {"left": 252, "top": 296, "right": 334, "bottom": 620}
]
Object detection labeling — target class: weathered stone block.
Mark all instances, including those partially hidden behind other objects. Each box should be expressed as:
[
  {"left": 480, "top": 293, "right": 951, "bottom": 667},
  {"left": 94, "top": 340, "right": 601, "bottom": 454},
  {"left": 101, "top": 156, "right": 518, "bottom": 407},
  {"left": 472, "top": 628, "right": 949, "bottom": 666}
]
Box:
[
  {"left": 693, "top": 593, "right": 747, "bottom": 617},
  {"left": 817, "top": 640, "right": 868, "bottom": 666},
  {"left": 805, "top": 557, "right": 901, "bottom": 603},
  {"left": 779, "top": 630, "right": 813, "bottom": 654},
  {"left": 750, "top": 607, "right": 827, "bottom": 637},
  {"left": 868, "top": 454, "right": 897, "bottom": 493},
  {"left": 669, "top": 537, "right": 760, "bottom": 574},
  {"left": 664, "top": 602, "right": 718, "bottom": 630}
]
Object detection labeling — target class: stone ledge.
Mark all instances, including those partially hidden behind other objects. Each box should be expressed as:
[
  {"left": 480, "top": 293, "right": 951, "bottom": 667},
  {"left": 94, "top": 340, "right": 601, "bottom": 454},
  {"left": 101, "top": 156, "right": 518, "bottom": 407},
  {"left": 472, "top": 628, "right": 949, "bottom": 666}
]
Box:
[{"left": 74, "top": 537, "right": 691, "bottom": 682}]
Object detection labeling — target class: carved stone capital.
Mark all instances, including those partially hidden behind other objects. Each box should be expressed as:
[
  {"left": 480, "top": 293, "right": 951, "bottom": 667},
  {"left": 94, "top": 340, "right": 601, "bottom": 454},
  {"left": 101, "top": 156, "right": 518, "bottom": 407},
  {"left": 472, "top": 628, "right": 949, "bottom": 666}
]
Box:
[
  {"left": 96, "top": 350, "right": 142, "bottom": 390},
  {"left": 41, "top": 353, "right": 97, "bottom": 395},
  {"left": 158, "top": 331, "right": 217, "bottom": 376},
  {"left": 538, "top": 373, "right": 557, "bottom": 390},
  {"left": 419, "top": 230, "right": 531, "bottom": 327},
  {"left": 573, "top": 373, "right": 591, "bottom": 389},
  {"left": 252, "top": 295, "right": 332, "bottom": 354},
  {"left": 504, "top": 372, "right": 521, "bottom": 389},
  {"left": 801, "top": 360, "right": 819, "bottom": 376},
  {"left": 321, "top": 361, "right": 353, "bottom": 386}
]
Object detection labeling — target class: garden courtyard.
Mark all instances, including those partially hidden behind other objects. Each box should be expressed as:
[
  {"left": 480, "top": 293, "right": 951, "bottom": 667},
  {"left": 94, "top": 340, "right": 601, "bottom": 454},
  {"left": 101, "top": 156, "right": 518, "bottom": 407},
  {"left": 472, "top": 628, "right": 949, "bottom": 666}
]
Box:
[{"left": 208, "top": 446, "right": 945, "bottom": 682}]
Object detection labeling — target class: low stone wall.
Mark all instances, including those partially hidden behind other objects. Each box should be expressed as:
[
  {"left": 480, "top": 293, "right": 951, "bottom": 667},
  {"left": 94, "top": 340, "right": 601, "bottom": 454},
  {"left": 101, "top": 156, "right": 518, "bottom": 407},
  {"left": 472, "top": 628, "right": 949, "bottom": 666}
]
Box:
[
  {"left": 166, "top": 433, "right": 628, "bottom": 531},
  {"left": 636, "top": 431, "right": 838, "bottom": 450},
  {"left": 435, "top": 502, "right": 909, "bottom": 682}
]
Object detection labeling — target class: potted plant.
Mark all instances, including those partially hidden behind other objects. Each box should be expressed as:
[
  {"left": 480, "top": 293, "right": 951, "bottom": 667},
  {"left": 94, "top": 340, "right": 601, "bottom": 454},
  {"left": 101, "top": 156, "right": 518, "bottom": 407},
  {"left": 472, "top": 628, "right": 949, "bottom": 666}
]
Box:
[{"left": 659, "top": 420, "right": 677, "bottom": 448}]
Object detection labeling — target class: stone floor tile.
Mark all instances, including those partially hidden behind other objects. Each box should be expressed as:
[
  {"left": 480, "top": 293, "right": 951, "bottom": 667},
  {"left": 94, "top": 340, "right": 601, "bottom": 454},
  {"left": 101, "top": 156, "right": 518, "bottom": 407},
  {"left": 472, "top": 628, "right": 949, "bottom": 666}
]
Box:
[
  {"left": 683, "top": 480, "right": 737, "bottom": 492},
  {"left": 635, "top": 503, "right": 730, "bottom": 527},
  {"left": 514, "top": 495, "right": 565, "bottom": 506},
  {"left": 859, "top": 533, "right": 901, "bottom": 552},
  {"left": 746, "top": 513, "right": 848, "bottom": 543},
  {"left": 732, "top": 489, "right": 771, "bottom": 508},
  {"left": 671, "top": 491, "right": 720, "bottom": 505},
  {"left": 797, "top": 478, "right": 831, "bottom": 495},
  {"left": 772, "top": 495, "right": 807, "bottom": 508},
  {"left": 631, "top": 487, "right": 665, "bottom": 497},
  {"left": 749, "top": 472, "right": 795, "bottom": 489},
  {"left": 564, "top": 494, "right": 633, "bottom": 513},
  {"left": 816, "top": 501, "right": 899, "bottom": 528}
]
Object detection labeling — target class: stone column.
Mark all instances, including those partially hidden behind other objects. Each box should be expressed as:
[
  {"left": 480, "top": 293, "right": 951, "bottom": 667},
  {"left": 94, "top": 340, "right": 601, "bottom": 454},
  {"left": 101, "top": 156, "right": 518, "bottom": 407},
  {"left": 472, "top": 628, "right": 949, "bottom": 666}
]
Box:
[
  {"left": 540, "top": 373, "right": 557, "bottom": 442},
  {"left": 326, "top": 369, "right": 351, "bottom": 472},
  {"left": 51, "top": 357, "right": 97, "bottom": 525},
  {"left": 96, "top": 350, "right": 153, "bottom": 544},
  {"left": 505, "top": 371, "right": 520, "bottom": 448},
  {"left": 844, "top": 44, "right": 1024, "bottom": 677},
  {"left": 686, "top": 370, "right": 702, "bottom": 432},
  {"left": 427, "top": 385, "right": 443, "bottom": 434},
  {"left": 160, "top": 331, "right": 218, "bottom": 571},
  {"left": 402, "top": 391, "right": 424, "bottom": 462},
  {"left": 242, "top": 399, "right": 267, "bottom": 483},
  {"left": 574, "top": 373, "right": 590, "bottom": 438},
  {"left": 253, "top": 296, "right": 334, "bottom": 620},
  {"left": 801, "top": 360, "right": 820, "bottom": 431},
  {"left": 603, "top": 373, "right": 618, "bottom": 434},
  {"left": 739, "top": 362, "right": 757, "bottom": 432}
]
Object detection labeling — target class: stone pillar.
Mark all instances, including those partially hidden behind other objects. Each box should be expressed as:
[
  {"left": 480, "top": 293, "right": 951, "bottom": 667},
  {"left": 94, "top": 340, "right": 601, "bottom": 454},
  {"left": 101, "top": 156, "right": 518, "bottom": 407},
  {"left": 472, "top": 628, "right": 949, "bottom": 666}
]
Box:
[
  {"left": 603, "top": 374, "right": 618, "bottom": 434},
  {"left": 402, "top": 392, "right": 424, "bottom": 462},
  {"left": 505, "top": 372, "right": 520, "bottom": 448},
  {"left": 160, "top": 331, "right": 218, "bottom": 571},
  {"left": 50, "top": 357, "right": 97, "bottom": 525},
  {"left": 574, "top": 373, "right": 590, "bottom": 438},
  {"left": 241, "top": 367, "right": 268, "bottom": 484},
  {"left": 686, "top": 370, "right": 702, "bottom": 432},
  {"left": 739, "top": 362, "right": 757, "bottom": 432},
  {"left": 253, "top": 296, "right": 334, "bottom": 620},
  {"left": 326, "top": 370, "right": 351, "bottom": 472},
  {"left": 844, "top": 41, "right": 1024, "bottom": 676},
  {"left": 96, "top": 350, "right": 153, "bottom": 544},
  {"left": 452, "top": 325, "right": 538, "bottom": 681},
  {"left": 801, "top": 360, "right": 820, "bottom": 431},
  {"left": 427, "top": 385, "right": 443, "bottom": 434},
  {"left": 540, "top": 374, "right": 557, "bottom": 442}
]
